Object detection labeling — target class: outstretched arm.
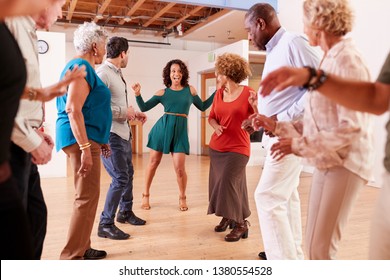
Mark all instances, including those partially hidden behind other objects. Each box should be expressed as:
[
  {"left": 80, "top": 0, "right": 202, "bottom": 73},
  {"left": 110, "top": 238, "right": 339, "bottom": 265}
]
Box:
[
  {"left": 259, "top": 66, "right": 390, "bottom": 115},
  {"left": 22, "top": 65, "right": 86, "bottom": 102},
  {"left": 192, "top": 85, "right": 216, "bottom": 111}
]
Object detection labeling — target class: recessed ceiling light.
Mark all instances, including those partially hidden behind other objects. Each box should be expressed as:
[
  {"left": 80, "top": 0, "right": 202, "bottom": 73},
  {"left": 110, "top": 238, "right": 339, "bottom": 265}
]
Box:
[{"left": 124, "top": 16, "right": 132, "bottom": 22}]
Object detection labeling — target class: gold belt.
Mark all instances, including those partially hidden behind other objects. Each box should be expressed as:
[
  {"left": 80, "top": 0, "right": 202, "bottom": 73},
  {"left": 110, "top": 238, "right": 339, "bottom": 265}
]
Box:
[{"left": 165, "top": 112, "right": 187, "bottom": 118}]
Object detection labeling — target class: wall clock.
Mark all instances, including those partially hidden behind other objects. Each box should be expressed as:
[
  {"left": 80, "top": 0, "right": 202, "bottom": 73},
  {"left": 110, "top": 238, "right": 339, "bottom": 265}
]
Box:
[{"left": 37, "top": 40, "right": 49, "bottom": 54}]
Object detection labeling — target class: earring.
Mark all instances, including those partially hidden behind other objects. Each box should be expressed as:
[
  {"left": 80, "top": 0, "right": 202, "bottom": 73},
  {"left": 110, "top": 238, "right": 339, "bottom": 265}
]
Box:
[{"left": 94, "top": 53, "right": 97, "bottom": 56}]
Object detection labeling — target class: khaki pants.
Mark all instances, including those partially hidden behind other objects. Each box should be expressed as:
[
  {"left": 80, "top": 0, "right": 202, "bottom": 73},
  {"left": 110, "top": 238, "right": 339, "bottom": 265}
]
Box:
[
  {"left": 369, "top": 172, "right": 390, "bottom": 259},
  {"left": 305, "top": 166, "right": 364, "bottom": 259},
  {"left": 60, "top": 141, "right": 101, "bottom": 260}
]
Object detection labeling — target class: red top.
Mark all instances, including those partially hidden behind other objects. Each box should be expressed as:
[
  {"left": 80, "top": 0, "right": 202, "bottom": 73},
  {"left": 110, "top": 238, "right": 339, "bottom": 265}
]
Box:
[{"left": 208, "top": 86, "right": 254, "bottom": 157}]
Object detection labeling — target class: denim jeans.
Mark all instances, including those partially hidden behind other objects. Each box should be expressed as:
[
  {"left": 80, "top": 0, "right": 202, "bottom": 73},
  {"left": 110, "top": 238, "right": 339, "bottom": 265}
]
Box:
[{"left": 100, "top": 133, "right": 134, "bottom": 225}]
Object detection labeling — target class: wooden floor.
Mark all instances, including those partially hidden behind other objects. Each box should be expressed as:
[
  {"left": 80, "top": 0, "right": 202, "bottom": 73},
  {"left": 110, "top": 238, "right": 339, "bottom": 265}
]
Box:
[{"left": 40, "top": 154, "right": 379, "bottom": 260}]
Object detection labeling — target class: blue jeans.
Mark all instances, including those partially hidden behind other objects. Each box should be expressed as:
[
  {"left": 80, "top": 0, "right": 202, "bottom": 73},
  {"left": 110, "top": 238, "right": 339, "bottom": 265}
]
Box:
[{"left": 100, "top": 133, "right": 134, "bottom": 225}]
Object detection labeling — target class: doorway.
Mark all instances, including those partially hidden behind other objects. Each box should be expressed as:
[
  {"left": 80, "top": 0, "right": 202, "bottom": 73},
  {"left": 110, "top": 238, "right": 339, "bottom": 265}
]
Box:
[{"left": 200, "top": 72, "right": 216, "bottom": 155}]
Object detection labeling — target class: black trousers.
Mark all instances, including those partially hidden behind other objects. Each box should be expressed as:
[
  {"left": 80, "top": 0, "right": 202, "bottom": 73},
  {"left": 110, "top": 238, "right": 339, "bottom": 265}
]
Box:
[
  {"left": 0, "top": 174, "right": 33, "bottom": 259},
  {"left": 10, "top": 143, "right": 47, "bottom": 259}
]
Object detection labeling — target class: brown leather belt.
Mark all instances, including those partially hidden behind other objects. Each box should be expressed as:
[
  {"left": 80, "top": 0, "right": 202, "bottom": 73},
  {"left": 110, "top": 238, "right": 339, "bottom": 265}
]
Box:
[
  {"left": 165, "top": 112, "right": 187, "bottom": 118},
  {"left": 0, "top": 161, "right": 11, "bottom": 184}
]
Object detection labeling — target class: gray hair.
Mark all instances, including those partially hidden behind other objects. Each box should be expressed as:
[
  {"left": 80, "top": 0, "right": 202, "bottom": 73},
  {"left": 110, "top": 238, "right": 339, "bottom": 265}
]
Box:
[{"left": 73, "top": 22, "right": 108, "bottom": 54}]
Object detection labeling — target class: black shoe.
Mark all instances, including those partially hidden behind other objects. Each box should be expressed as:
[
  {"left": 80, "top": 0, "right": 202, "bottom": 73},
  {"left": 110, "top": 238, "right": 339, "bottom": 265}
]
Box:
[
  {"left": 258, "top": 251, "right": 267, "bottom": 260},
  {"left": 83, "top": 248, "right": 107, "bottom": 260},
  {"left": 98, "top": 224, "right": 130, "bottom": 240},
  {"left": 117, "top": 211, "right": 146, "bottom": 226}
]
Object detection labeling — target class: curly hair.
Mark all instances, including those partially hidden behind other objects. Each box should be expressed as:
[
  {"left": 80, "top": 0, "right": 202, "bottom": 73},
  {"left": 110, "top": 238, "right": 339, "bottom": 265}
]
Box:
[
  {"left": 73, "top": 22, "right": 108, "bottom": 54},
  {"left": 215, "top": 53, "right": 252, "bottom": 84},
  {"left": 303, "top": 0, "right": 354, "bottom": 36},
  {"left": 162, "top": 59, "right": 189, "bottom": 88}
]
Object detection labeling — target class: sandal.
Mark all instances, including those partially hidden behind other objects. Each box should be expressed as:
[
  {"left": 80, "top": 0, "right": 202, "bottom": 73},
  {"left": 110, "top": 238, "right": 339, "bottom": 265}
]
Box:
[
  {"left": 179, "top": 196, "right": 188, "bottom": 211},
  {"left": 141, "top": 193, "right": 150, "bottom": 210}
]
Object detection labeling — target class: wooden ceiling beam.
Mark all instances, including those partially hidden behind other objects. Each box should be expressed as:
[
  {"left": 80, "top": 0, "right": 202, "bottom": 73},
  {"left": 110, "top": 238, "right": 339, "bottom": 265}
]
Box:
[
  {"left": 118, "top": 0, "right": 147, "bottom": 25},
  {"left": 133, "top": 2, "right": 176, "bottom": 35},
  {"left": 66, "top": 0, "right": 79, "bottom": 21},
  {"left": 93, "top": 0, "right": 112, "bottom": 23},
  {"left": 166, "top": 5, "right": 203, "bottom": 29},
  {"left": 112, "top": 0, "right": 147, "bottom": 32}
]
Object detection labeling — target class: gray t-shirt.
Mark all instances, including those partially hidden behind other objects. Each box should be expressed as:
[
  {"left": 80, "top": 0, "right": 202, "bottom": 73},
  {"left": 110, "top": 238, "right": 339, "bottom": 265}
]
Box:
[{"left": 378, "top": 53, "right": 390, "bottom": 172}]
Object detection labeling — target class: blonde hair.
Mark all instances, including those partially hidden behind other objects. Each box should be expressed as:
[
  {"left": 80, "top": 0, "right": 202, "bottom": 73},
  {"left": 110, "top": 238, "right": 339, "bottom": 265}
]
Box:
[
  {"left": 215, "top": 53, "right": 252, "bottom": 84},
  {"left": 73, "top": 22, "right": 108, "bottom": 54},
  {"left": 303, "top": 0, "right": 353, "bottom": 36}
]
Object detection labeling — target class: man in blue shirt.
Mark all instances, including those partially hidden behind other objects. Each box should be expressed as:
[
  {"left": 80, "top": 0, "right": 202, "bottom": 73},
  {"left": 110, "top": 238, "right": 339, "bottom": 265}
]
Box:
[{"left": 244, "top": 3, "right": 320, "bottom": 260}]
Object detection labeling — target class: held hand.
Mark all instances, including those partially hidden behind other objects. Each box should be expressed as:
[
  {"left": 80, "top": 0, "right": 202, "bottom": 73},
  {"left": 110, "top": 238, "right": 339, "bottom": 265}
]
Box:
[
  {"left": 135, "top": 111, "right": 147, "bottom": 124},
  {"left": 241, "top": 119, "right": 255, "bottom": 134},
  {"left": 78, "top": 149, "right": 93, "bottom": 178},
  {"left": 100, "top": 144, "right": 111, "bottom": 158},
  {"left": 31, "top": 140, "right": 52, "bottom": 165},
  {"left": 36, "top": 65, "right": 87, "bottom": 102},
  {"left": 264, "top": 115, "right": 278, "bottom": 138},
  {"left": 248, "top": 90, "right": 259, "bottom": 113},
  {"left": 131, "top": 83, "right": 141, "bottom": 96},
  {"left": 36, "top": 130, "right": 54, "bottom": 149},
  {"left": 214, "top": 124, "right": 227, "bottom": 136},
  {"left": 259, "top": 66, "right": 310, "bottom": 97},
  {"left": 249, "top": 113, "right": 277, "bottom": 132},
  {"left": 127, "top": 106, "right": 136, "bottom": 121},
  {"left": 270, "top": 138, "right": 293, "bottom": 161}
]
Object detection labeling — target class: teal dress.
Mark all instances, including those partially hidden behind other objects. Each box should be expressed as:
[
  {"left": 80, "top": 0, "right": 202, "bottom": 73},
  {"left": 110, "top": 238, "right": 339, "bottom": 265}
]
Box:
[{"left": 136, "top": 86, "right": 215, "bottom": 154}]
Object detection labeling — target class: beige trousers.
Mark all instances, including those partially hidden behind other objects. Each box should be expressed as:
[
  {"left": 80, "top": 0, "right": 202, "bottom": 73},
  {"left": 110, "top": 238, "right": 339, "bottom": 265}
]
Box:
[
  {"left": 369, "top": 172, "right": 390, "bottom": 259},
  {"left": 305, "top": 166, "right": 365, "bottom": 259},
  {"left": 60, "top": 141, "right": 101, "bottom": 260}
]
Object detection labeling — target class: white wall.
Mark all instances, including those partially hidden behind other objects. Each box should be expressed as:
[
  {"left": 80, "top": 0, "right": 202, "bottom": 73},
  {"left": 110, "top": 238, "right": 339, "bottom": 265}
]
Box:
[{"left": 37, "top": 31, "right": 66, "bottom": 178}]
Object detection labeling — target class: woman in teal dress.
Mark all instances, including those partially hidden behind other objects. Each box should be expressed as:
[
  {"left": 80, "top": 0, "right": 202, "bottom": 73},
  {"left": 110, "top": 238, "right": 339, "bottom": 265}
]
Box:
[{"left": 132, "top": 59, "right": 215, "bottom": 211}]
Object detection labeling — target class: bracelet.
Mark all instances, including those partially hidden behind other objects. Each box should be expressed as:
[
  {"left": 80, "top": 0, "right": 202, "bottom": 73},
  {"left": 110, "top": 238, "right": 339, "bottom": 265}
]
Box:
[
  {"left": 299, "top": 66, "right": 317, "bottom": 90},
  {"left": 28, "top": 88, "right": 38, "bottom": 101},
  {"left": 79, "top": 142, "right": 91, "bottom": 150},
  {"left": 307, "top": 69, "right": 328, "bottom": 91}
]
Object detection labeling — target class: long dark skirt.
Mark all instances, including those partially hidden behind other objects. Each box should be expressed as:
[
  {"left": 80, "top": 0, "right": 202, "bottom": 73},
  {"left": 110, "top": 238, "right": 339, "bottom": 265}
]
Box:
[{"left": 208, "top": 148, "right": 251, "bottom": 222}]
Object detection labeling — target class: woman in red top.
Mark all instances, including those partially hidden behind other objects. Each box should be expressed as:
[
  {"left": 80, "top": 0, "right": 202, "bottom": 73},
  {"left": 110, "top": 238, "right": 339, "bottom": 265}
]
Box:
[{"left": 208, "top": 53, "right": 255, "bottom": 242}]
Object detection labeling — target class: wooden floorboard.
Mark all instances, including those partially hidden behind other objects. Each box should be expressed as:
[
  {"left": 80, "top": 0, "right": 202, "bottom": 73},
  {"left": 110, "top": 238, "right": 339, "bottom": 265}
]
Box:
[{"left": 40, "top": 154, "right": 379, "bottom": 260}]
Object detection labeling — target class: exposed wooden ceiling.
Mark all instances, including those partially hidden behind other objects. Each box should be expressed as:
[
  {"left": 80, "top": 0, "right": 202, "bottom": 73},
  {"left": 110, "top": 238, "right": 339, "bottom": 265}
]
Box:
[{"left": 60, "top": 0, "right": 231, "bottom": 38}]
